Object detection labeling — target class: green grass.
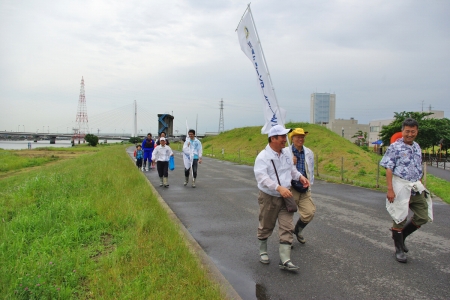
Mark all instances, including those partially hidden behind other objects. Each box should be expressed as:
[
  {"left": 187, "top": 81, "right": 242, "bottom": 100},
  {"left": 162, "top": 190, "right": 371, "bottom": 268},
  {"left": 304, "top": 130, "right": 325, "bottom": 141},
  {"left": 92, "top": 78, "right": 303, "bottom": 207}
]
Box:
[
  {"left": 0, "top": 144, "right": 223, "bottom": 299},
  {"left": 426, "top": 175, "right": 450, "bottom": 203},
  {"left": 201, "top": 122, "right": 450, "bottom": 203},
  {"left": 0, "top": 149, "right": 57, "bottom": 172}
]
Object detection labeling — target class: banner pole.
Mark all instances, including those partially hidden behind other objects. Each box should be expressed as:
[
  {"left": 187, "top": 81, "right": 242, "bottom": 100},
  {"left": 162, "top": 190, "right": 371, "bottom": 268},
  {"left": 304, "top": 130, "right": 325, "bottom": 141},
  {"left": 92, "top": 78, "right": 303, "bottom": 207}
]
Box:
[
  {"left": 246, "top": 5, "right": 293, "bottom": 157},
  {"left": 247, "top": 6, "right": 284, "bottom": 126},
  {"left": 235, "top": 3, "right": 251, "bottom": 32}
]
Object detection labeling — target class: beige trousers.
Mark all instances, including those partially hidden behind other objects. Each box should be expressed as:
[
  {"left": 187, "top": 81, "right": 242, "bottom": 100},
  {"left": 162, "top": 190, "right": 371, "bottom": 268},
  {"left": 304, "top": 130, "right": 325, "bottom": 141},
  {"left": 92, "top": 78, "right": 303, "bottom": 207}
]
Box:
[
  {"left": 257, "top": 190, "right": 294, "bottom": 244},
  {"left": 292, "top": 189, "right": 316, "bottom": 223}
]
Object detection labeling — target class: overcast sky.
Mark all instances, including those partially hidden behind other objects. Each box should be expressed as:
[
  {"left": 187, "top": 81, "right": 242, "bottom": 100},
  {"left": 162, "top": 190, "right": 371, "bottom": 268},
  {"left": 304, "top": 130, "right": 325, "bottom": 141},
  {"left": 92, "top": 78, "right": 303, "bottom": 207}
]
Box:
[{"left": 1, "top": 0, "right": 449, "bottom": 135}]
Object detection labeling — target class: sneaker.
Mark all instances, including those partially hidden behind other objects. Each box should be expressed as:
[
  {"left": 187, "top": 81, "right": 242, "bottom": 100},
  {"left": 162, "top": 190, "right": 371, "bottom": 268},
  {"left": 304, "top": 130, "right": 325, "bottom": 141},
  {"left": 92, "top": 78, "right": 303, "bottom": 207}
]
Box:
[
  {"left": 279, "top": 260, "right": 299, "bottom": 271},
  {"left": 145, "top": 168, "right": 149, "bottom": 172}
]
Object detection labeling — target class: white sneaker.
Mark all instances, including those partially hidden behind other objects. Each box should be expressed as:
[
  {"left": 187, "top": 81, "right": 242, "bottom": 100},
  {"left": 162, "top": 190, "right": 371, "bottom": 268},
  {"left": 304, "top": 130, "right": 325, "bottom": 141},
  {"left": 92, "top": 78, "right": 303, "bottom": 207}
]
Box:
[{"left": 145, "top": 168, "right": 149, "bottom": 171}]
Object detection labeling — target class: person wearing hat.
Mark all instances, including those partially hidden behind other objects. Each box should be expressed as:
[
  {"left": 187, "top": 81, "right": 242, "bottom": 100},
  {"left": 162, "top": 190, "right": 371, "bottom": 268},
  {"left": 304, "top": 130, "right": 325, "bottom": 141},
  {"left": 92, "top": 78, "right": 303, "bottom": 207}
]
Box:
[
  {"left": 152, "top": 137, "right": 174, "bottom": 188},
  {"left": 254, "top": 124, "right": 310, "bottom": 271},
  {"left": 288, "top": 128, "right": 316, "bottom": 245}
]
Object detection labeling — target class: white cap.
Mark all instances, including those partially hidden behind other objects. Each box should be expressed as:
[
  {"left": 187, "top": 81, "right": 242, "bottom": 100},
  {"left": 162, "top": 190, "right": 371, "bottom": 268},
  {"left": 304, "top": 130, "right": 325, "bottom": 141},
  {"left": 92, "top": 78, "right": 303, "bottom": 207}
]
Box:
[
  {"left": 268, "top": 124, "right": 292, "bottom": 137},
  {"left": 160, "top": 137, "right": 166, "bottom": 141}
]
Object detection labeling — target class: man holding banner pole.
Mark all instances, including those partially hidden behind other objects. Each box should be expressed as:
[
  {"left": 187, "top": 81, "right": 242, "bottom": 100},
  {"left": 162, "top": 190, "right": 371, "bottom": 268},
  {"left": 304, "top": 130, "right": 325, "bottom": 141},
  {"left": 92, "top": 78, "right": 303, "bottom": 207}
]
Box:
[
  {"left": 254, "top": 125, "right": 310, "bottom": 271},
  {"left": 237, "top": 5, "right": 310, "bottom": 270}
]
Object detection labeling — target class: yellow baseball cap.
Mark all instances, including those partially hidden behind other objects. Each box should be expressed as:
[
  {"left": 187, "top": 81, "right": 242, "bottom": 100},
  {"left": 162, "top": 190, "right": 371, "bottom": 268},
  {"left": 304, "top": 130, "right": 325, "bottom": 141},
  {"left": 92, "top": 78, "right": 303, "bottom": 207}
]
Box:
[{"left": 288, "top": 128, "right": 308, "bottom": 140}]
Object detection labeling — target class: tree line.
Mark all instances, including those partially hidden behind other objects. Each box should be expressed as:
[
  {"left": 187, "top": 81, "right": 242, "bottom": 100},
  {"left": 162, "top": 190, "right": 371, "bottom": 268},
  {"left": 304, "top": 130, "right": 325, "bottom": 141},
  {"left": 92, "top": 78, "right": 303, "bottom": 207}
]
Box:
[{"left": 379, "top": 111, "right": 450, "bottom": 153}]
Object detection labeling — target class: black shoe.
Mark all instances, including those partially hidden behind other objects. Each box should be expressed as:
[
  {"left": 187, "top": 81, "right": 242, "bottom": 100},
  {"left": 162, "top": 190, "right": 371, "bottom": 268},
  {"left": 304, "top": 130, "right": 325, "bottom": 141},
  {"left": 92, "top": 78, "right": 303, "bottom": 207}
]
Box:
[
  {"left": 401, "top": 221, "right": 419, "bottom": 253},
  {"left": 392, "top": 230, "right": 407, "bottom": 263},
  {"left": 294, "top": 219, "right": 307, "bottom": 244}
]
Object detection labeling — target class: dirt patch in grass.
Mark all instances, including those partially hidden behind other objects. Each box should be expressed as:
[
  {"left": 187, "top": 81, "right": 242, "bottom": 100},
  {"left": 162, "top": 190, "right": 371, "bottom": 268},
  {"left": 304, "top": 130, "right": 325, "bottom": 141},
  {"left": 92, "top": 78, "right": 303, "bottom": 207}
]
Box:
[{"left": 14, "top": 150, "right": 82, "bottom": 159}]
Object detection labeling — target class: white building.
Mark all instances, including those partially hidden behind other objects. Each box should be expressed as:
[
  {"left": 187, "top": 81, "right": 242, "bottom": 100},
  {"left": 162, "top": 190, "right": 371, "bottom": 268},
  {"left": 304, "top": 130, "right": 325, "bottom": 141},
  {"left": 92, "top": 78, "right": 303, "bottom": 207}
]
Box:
[
  {"left": 327, "top": 118, "right": 369, "bottom": 143},
  {"left": 310, "top": 93, "right": 336, "bottom": 124}
]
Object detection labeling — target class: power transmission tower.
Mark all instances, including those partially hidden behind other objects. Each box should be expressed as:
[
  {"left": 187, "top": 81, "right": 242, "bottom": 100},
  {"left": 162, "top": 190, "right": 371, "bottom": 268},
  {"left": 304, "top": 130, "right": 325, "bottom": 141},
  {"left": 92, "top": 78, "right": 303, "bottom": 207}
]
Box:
[
  {"left": 75, "top": 76, "right": 89, "bottom": 141},
  {"left": 218, "top": 98, "right": 224, "bottom": 133}
]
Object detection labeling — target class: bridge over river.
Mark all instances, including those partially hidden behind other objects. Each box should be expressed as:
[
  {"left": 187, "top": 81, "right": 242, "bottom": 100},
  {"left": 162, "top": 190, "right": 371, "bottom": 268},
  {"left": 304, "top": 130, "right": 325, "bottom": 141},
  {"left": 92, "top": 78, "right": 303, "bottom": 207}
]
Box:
[{"left": 0, "top": 131, "right": 131, "bottom": 144}]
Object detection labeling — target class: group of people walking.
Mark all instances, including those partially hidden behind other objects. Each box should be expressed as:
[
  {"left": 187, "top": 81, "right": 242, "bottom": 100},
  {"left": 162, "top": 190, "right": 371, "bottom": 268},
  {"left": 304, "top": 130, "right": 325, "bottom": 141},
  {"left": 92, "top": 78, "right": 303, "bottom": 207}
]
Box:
[
  {"left": 135, "top": 119, "right": 430, "bottom": 271},
  {"left": 134, "top": 129, "right": 203, "bottom": 188},
  {"left": 254, "top": 118, "right": 431, "bottom": 272}
]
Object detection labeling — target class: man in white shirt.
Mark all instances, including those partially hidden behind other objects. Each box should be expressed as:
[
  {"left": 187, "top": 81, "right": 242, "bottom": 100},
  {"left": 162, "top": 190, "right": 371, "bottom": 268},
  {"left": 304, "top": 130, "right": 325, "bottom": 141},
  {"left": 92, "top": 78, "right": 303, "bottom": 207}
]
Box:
[{"left": 254, "top": 125, "right": 309, "bottom": 271}]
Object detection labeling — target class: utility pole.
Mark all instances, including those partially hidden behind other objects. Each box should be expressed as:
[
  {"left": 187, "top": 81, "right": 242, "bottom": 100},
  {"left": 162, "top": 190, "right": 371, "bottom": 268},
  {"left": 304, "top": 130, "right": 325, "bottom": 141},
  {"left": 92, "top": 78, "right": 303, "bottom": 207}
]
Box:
[
  {"left": 218, "top": 98, "right": 224, "bottom": 133},
  {"left": 133, "top": 100, "right": 137, "bottom": 137}
]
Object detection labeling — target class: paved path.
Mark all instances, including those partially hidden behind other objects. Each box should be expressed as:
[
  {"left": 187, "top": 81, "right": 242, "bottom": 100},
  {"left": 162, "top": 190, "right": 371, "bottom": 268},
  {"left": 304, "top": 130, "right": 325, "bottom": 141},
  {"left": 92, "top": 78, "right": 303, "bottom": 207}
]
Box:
[
  {"left": 426, "top": 165, "right": 450, "bottom": 181},
  {"left": 127, "top": 148, "right": 450, "bottom": 300}
]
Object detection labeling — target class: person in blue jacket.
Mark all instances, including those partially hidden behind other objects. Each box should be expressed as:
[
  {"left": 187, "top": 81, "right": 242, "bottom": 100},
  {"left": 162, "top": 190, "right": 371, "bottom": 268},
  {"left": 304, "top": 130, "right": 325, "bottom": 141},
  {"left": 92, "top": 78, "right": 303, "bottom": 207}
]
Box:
[
  {"left": 134, "top": 145, "right": 144, "bottom": 170},
  {"left": 141, "top": 133, "right": 155, "bottom": 171}
]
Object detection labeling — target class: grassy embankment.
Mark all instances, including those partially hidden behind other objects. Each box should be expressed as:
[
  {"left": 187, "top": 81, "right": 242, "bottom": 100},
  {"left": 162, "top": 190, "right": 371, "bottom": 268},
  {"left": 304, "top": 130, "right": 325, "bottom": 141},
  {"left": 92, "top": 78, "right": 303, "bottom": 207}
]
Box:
[
  {"left": 0, "top": 145, "right": 223, "bottom": 299},
  {"left": 200, "top": 122, "right": 450, "bottom": 204}
]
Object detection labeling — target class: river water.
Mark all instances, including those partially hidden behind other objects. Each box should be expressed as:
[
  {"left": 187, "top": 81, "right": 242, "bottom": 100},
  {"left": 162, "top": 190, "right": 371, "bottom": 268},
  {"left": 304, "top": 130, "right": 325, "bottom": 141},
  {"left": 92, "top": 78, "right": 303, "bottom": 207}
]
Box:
[{"left": 0, "top": 140, "right": 122, "bottom": 150}]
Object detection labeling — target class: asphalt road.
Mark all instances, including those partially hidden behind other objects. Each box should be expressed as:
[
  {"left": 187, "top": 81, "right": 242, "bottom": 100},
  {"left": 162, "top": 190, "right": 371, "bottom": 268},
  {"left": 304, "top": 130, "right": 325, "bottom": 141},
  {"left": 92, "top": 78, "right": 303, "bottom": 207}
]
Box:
[
  {"left": 127, "top": 148, "right": 450, "bottom": 300},
  {"left": 426, "top": 165, "right": 450, "bottom": 181}
]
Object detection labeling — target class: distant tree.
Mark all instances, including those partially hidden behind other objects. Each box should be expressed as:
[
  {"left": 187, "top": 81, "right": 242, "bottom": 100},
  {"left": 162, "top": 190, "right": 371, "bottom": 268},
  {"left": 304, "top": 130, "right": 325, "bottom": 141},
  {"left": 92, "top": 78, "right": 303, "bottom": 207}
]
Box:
[
  {"left": 426, "top": 118, "right": 450, "bottom": 153},
  {"left": 129, "top": 136, "right": 142, "bottom": 144},
  {"left": 85, "top": 134, "right": 99, "bottom": 147},
  {"left": 379, "top": 111, "right": 450, "bottom": 152},
  {"left": 351, "top": 130, "right": 368, "bottom": 146}
]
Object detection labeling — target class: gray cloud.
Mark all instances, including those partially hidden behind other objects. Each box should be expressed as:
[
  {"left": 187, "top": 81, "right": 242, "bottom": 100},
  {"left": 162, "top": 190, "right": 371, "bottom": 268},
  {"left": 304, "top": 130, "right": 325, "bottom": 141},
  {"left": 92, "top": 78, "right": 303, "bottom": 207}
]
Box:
[{"left": 1, "top": 0, "right": 449, "bottom": 134}]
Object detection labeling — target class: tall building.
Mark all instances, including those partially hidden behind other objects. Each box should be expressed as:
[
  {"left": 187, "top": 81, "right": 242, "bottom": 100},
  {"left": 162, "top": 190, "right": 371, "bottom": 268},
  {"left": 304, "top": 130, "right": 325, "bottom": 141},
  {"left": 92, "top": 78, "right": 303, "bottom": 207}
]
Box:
[{"left": 310, "top": 93, "right": 336, "bottom": 124}]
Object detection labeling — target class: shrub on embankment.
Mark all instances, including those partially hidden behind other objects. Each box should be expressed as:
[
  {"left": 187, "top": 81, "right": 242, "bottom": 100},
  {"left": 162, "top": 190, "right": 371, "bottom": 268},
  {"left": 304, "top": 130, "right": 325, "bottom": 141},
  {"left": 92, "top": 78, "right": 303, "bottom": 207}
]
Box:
[
  {"left": 0, "top": 144, "right": 223, "bottom": 299},
  {"left": 200, "top": 122, "right": 450, "bottom": 203}
]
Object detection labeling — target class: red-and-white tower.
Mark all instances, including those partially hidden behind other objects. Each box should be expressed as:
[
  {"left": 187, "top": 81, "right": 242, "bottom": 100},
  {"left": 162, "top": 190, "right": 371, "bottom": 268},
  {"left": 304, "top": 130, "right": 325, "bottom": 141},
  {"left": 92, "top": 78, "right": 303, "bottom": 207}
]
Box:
[{"left": 74, "top": 76, "right": 89, "bottom": 141}]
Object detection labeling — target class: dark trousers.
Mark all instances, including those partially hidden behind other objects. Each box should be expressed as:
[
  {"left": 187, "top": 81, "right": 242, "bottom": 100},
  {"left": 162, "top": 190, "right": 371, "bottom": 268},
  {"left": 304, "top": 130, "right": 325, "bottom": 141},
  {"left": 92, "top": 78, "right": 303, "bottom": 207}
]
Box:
[
  {"left": 392, "top": 192, "right": 429, "bottom": 230},
  {"left": 136, "top": 158, "right": 143, "bottom": 168},
  {"left": 185, "top": 159, "right": 198, "bottom": 178},
  {"left": 157, "top": 161, "right": 169, "bottom": 177}
]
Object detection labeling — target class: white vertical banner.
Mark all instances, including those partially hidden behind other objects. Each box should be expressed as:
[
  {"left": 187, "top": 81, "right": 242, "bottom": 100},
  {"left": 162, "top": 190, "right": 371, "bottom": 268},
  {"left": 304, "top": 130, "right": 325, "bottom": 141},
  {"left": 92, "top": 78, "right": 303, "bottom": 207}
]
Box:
[{"left": 237, "top": 6, "right": 286, "bottom": 134}]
